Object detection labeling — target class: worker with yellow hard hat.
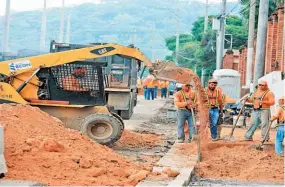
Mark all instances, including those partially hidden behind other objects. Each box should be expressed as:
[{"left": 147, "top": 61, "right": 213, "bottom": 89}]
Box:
[
  {"left": 174, "top": 83, "right": 198, "bottom": 143},
  {"left": 204, "top": 78, "right": 224, "bottom": 141},
  {"left": 244, "top": 80, "right": 275, "bottom": 141},
  {"left": 271, "top": 96, "right": 284, "bottom": 156}
]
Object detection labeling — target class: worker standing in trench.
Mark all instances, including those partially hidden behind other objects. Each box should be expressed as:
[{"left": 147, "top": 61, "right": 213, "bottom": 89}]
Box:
[
  {"left": 174, "top": 84, "right": 198, "bottom": 143},
  {"left": 244, "top": 80, "right": 275, "bottom": 141},
  {"left": 270, "top": 96, "right": 284, "bottom": 156},
  {"left": 204, "top": 79, "right": 224, "bottom": 141}
]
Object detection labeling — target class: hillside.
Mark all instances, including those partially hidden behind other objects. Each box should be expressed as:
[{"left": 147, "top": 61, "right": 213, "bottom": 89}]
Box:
[{"left": 0, "top": 0, "right": 239, "bottom": 59}]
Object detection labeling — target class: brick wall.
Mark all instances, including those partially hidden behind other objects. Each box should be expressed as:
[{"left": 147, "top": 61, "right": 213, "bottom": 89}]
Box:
[
  {"left": 276, "top": 8, "right": 284, "bottom": 71},
  {"left": 239, "top": 47, "right": 247, "bottom": 86},
  {"left": 265, "top": 17, "right": 274, "bottom": 73},
  {"left": 222, "top": 53, "right": 234, "bottom": 69}
]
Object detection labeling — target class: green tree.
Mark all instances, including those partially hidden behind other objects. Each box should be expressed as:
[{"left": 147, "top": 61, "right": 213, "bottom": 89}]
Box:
[{"left": 240, "top": 0, "right": 282, "bottom": 28}]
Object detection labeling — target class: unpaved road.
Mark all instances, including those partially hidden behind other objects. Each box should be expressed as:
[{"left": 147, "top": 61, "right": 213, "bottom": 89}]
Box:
[{"left": 111, "top": 96, "right": 177, "bottom": 167}]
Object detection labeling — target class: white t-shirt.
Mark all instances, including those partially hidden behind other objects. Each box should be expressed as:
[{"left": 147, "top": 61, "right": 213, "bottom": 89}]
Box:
[{"left": 175, "top": 83, "right": 183, "bottom": 88}]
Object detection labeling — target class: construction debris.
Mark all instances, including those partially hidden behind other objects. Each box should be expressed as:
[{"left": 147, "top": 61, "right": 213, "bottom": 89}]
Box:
[
  {"left": 176, "top": 128, "right": 284, "bottom": 183},
  {"left": 1, "top": 104, "right": 151, "bottom": 186}
]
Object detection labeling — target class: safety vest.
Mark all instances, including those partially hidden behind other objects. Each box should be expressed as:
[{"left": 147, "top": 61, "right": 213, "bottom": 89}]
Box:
[
  {"left": 204, "top": 88, "right": 220, "bottom": 107},
  {"left": 252, "top": 90, "right": 269, "bottom": 109},
  {"left": 179, "top": 90, "right": 197, "bottom": 110}
]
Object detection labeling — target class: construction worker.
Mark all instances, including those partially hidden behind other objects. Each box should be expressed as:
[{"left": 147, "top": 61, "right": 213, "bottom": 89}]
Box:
[
  {"left": 244, "top": 80, "right": 275, "bottom": 141},
  {"left": 217, "top": 91, "right": 226, "bottom": 139},
  {"left": 160, "top": 80, "right": 169, "bottom": 99},
  {"left": 62, "top": 67, "right": 89, "bottom": 91},
  {"left": 271, "top": 96, "right": 284, "bottom": 156},
  {"left": 204, "top": 79, "right": 224, "bottom": 141},
  {"left": 153, "top": 79, "right": 160, "bottom": 99},
  {"left": 143, "top": 69, "right": 155, "bottom": 100},
  {"left": 174, "top": 84, "right": 197, "bottom": 143}
]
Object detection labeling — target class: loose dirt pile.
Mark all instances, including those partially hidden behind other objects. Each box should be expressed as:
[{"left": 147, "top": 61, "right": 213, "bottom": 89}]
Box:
[
  {"left": 118, "top": 130, "right": 162, "bottom": 148},
  {"left": 176, "top": 128, "right": 284, "bottom": 183},
  {"left": 1, "top": 104, "right": 151, "bottom": 186}
]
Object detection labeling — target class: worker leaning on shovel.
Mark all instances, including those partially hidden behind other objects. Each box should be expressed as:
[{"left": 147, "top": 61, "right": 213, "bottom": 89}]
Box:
[
  {"left": 271, "top": 96, "right": 284, "bottom": 156},
  {"left": 244, "top": 80, "right": 275, "bottom": 141},
  {"left": 174, "top": 84, "right": 198, "bottom": 143},
  {"left": 204, "top": 79, "right": 224, "bottom": 141}
]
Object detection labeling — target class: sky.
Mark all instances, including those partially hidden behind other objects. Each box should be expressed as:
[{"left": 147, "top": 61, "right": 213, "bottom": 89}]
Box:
[{"left": 0, "top": 0, "right": 238, "bottom": 16}]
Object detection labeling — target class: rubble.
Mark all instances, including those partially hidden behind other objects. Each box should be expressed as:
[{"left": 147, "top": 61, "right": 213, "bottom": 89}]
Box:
[{"left": 1, "top": 104, "right": 148, "bottom": 186}]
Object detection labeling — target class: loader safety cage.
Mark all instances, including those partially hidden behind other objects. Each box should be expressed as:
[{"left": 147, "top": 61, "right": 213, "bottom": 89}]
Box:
[{"left": 38, "top": 61, "right": 106, "bottom": 106}]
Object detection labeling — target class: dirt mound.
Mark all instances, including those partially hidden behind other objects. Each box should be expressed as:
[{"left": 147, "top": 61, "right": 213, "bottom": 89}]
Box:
[
  {"left": 1, "top": 104, "right": 149, "bottom": 186},
  {"left": 176, "top": 128, "right": 284, "bottom": 183},
  {"left": 118, "top": 130, "right": 162, "bottom": 148}
]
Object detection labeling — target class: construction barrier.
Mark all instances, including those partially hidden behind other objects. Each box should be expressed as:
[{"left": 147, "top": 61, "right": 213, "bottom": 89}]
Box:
[{"left": 0, "top": 126, "right": 8, "bottom": 175}]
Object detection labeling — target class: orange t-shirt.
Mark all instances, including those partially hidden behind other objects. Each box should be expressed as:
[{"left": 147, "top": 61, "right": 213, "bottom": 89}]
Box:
[
  {"left": 174, "top": 90, "right": 197, "bottom": 109},
  {"left": 249, "top": 89, "right": 275, "bottom": 109},
  {"left": 160, "top": 81, "right": 169, "bottom": 88},
  {"left": 62, "top": 75, "right": 88, "bottom": 91},
  {"left": 205, "top": 87, "right": 223, "bottom": 107}
]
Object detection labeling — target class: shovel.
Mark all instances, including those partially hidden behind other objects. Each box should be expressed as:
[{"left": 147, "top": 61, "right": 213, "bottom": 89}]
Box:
[
  {"left": 255, "top": 120, "right": 274, "bottom": 151},
  {"left": 224, "top": 100, "right": 247, "bottom": 142}
]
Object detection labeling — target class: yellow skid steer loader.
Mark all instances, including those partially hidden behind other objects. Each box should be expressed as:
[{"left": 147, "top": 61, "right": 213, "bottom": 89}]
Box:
[{"left": 0, "top": 44, "right": 152, "bottom": 145}]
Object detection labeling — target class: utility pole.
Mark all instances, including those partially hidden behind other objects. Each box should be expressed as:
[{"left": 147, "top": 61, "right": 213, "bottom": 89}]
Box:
[
  {"left": 175, "top": 19, "right": 180, "bottom": 65},
  {"left": 204, "top": 0, "right": 209, "bottom": 32},
  {"left": 253, "top": 0, "right": 269, "bottom": 87},
  {"left": 2, "top": 0, "right": 10, "bottom": 52},
  {"left": 65, "top": 14, "right": 71, "bottom": 43},
  {"left": 201, "top": 0, "right": 209, "bottom": 86},
  {"left": 131, "top": 27, "right": 136, "bottom": 46},
  {"left": 40, "top": 0, "right": 47, "bottom": 51},
  {"left": 217, "top": 0, "right": 226, "bottom": 70},
  {"left": 151, "top": 22, "right": 155, "bottom": 63},
  {"left": 245, "top": 0, "right": 256, "bottom": 87},
  {"left": 59, "top": 0, "right": 65, "bottom": 43}
]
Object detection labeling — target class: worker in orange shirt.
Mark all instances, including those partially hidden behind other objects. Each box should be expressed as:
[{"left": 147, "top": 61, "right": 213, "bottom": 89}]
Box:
[
  {"left": 204, "top": 79, "right": 224, "bottom": 141},
  {"left": 271, "top": 96, "right": 284, "bottom": 156},
  {"left": 160, "top": 80, "right": 169, "bottom": 99},
  {"left": 244, "top": 80, "right": 275, "bottom": 141},
  {"left": 62, "top": 67, "right": 89, "bottom": 91},
  {"left": 153, "top": 79, "right": 160, "bottom": 99},
  {"left": 174, "top": 84, "right": 198, "bottom": 143},
  {"left": 143, "top": 69, "right": 155, "bottom": 100}
]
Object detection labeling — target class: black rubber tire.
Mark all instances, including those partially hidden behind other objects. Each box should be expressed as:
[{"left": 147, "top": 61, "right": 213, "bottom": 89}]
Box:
[
  {"left": 80, "top": 114, "right": 124, "bottom": 145},
  {"left": 111, "top": 112, "right": 125, "bottom": 130}
]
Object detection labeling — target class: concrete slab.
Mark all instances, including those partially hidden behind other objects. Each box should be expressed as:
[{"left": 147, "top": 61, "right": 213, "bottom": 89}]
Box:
[
  {"left": 0, "top": 180, "right": 43, "bottom": 186},
  {"left": 136, "top": 142, "right": 198, "bottom": 187}
]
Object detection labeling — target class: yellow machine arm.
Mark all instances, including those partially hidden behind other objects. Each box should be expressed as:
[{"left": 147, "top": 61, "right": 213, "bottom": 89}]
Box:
[{"left": 0, "top": 43, "right": 152, "bottom": 76}]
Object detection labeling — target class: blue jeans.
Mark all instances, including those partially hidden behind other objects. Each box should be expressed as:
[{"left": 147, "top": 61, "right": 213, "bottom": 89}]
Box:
[
  {"left": 154, "top": 86, "right": 158, "bottom": 98},
  {"left": 177, "top": 109, "right": 196, "bottom": 140},
  {"left": 146, "top": 88, "right": 154, "bottom": 100},
  {"left": 209, "top": 108, "right": 219, "bottom": 139},
  {"left": 275, "top": 125, "right": 284, "bottom": 155},
  {"left": 161, "top": 88, "right": 167, "bottom": 98},
  {"left": 143, "top": 88, "right": 147, "bottom": 99},
  {"left": 244, "top": 109, "right": 270, "bottom": 140}
]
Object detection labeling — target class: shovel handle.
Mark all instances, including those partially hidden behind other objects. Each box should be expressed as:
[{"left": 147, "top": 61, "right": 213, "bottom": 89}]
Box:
[
  {"left": 260, "top": 120, "right": 274, "bottom": 146},
  {"left": 229, "top": 100, "right": 247, "bottom": 137}
]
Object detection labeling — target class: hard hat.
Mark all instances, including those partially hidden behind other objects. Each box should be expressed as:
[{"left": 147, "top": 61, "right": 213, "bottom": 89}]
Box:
[
  {"left": 258, "top": 80, "right": 268, "bottom": 85},
  {"left": 208, "top": 78, "right": 218, "bottom": 84}
]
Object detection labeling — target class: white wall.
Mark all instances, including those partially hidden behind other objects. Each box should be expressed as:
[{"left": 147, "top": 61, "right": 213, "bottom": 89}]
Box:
[{"left": 259, "top": 71, "right": 285, "bottom": 127}]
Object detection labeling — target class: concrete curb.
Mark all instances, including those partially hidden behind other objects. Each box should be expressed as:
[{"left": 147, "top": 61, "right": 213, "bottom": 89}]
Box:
[{"left": 136, "top": 143, "right": 198, "bottom": 187}]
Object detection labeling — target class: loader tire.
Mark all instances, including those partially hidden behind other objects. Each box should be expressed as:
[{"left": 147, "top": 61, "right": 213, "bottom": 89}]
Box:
[
  {"left": 111, "top": 112, "right": 125, "bottom": 130},
  {"left": 81, "top": 114, "right": 124, "bottom": 145}
]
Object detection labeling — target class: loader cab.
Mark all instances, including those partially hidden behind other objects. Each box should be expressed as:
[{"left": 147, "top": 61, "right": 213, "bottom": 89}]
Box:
[{"left": 37, "top": 61, "right": 107, "bottom": 106}]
